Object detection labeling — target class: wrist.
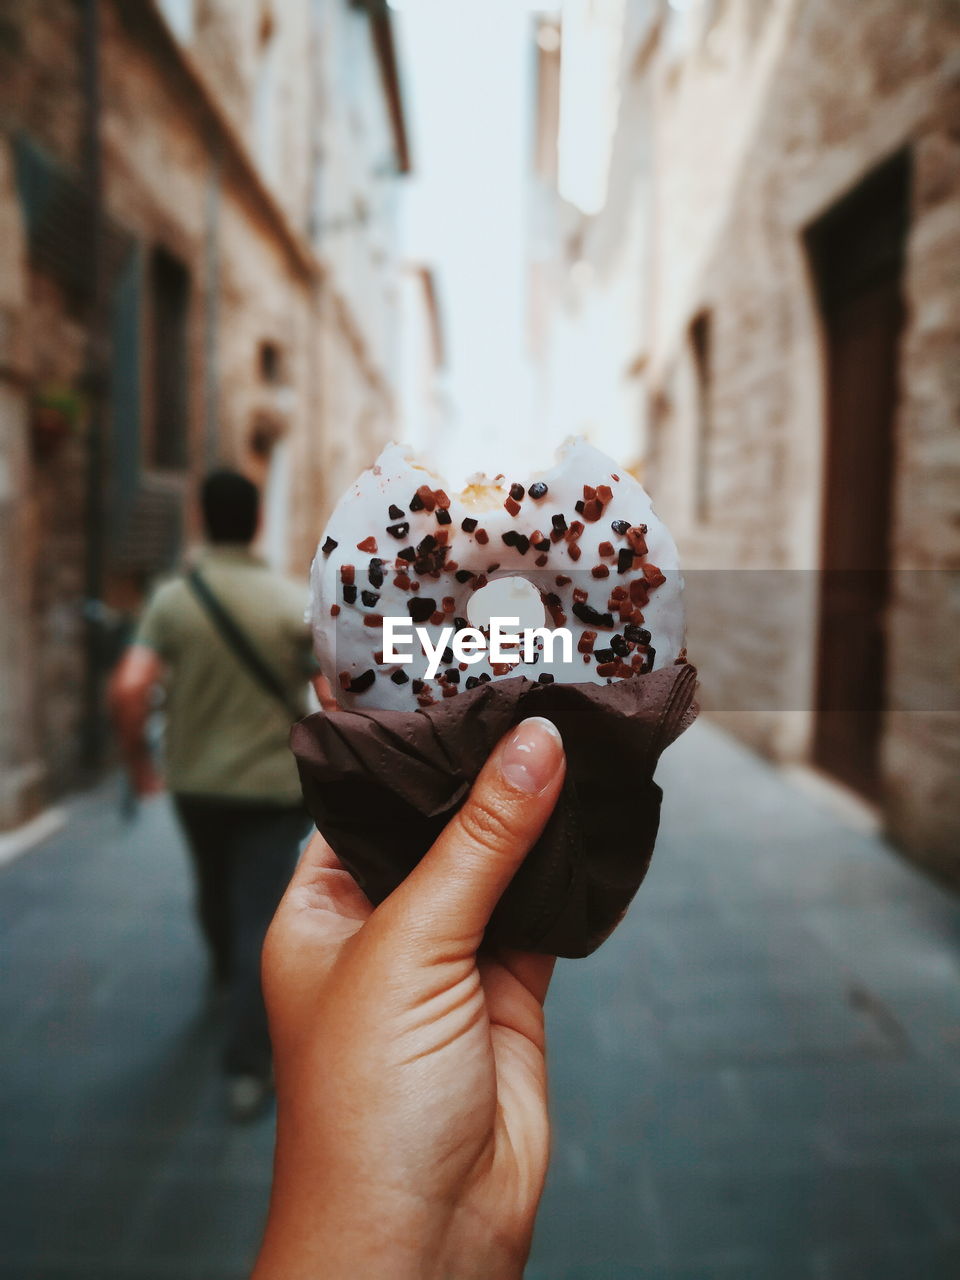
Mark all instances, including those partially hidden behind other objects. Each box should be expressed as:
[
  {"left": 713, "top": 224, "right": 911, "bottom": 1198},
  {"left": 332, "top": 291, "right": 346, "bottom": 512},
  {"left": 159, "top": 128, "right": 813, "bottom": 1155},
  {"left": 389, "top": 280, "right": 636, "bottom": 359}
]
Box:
[
  {"left": 255, "top": 1226, "right": 524, "bottom": 1280},
  {"left": 254, "top": 1180, "right": 527, "bottom": 1280}
]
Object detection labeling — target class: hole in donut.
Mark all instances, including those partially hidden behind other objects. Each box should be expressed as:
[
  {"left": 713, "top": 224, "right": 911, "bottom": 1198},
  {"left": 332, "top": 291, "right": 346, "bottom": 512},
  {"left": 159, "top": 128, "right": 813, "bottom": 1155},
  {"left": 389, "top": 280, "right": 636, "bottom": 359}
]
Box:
[{"left": 467, "top": 576, "right": 547, "bottom": 632}]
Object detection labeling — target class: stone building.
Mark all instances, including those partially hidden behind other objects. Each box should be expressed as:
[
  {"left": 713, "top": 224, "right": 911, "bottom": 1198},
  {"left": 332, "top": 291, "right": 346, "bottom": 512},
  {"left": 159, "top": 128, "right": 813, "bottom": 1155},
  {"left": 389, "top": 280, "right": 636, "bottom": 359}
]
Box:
[
  {"left": 0, "top": 0, "right": 419, "bottom": 831},
  {"left": 529, "top": 0, "right": 960, "bottom": 881}
]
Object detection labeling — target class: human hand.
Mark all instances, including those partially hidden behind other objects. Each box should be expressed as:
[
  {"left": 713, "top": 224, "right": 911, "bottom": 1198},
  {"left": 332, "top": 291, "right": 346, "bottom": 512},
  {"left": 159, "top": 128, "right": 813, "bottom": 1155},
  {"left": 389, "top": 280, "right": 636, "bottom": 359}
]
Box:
[
  {"left": 252, "top": 716, "right": 566, "bottom": 1280},
  {"left": 131, "top": 759, "right": 164, "bottom": 798}
]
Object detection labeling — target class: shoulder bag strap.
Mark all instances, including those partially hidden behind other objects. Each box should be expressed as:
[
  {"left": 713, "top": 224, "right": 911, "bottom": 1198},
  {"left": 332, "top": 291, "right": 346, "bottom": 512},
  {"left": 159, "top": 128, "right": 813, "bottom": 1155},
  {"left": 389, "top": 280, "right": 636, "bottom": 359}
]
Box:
[{"left": 185, "top": 568, "right": 302, "bottom": 721}]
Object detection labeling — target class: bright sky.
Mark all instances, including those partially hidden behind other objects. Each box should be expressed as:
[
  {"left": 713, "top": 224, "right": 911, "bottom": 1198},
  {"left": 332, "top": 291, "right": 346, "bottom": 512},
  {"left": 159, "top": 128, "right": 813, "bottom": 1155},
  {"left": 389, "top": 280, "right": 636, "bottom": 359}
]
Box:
[{"left": 394, "top": 0, "right": 560, "bottom": 486}]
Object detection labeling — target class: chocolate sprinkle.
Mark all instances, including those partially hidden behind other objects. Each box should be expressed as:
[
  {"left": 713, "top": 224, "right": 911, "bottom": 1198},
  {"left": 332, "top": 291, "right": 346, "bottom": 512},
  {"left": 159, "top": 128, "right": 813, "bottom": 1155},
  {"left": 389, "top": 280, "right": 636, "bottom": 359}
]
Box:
[
  {"left": 594, "top": 648, "right": 615, "bottom": 664},
  {"left": 361, "top": 590, "right": 380, "bottom": 607},
  {"left": 617, "top": 548, "right": 634, "bottom": 574},
  {"left": 501, "top": 531, "right": 530, "bottom": 554},
  {"left": 397, "top": 546, "right": 416, "bottom": 562},
  {"left": 611, "top": 519, "right": 630, "bottom": 535},
  {"left": 552, "top": 513, "right": 567, "bottom": 534},
  {"left": 388, "top": 503, "right": 405, "bottom": 520},
  {"left": 391, "top": 669, "right": 410, "bottom": 685},
  {"left": 572, "top": 600, "right": 615, "bottom": 628},
  {"left": 611, "top": 635, "right": 630, "bottom": 657},
  {"left": 455, "top": 569, "right": 475, "bottom": 583},
  {"left": 347, "top": 670, "right": 376, "bottom": 694},
  {"left": 387, "top": 522, "right": 410, "bottom": 540},
  {"left": 624, "top": 624, "right": 651, "bottom": 645},
  {"left": 537, "top": 672, "right": 555, "bottom": 684},
  {"left": 409, "top": 492, "right": 425, "bottom": 512},
  {"left": 529, "top": 482, "right": 548, "bottom": 500},
  {"left": 321, "top": 535, "right": 338, "bottom": 556},
  {"left": 408, "top": 597, "right": 437, "bottom": 624},
  {"left": 510, "top": 482, "right": 525, "bottom": 501},
  {"left": 368, "top": 560, "right": 385, "bottom": 588},
  {"left": 436, "top": 508, "right": 452, "bottom": 525},
  {"left": 444, "top": 668, "right": 461, "bottom": 684},
  {"left": 342, "top": 583, "right": 357, "bottom": 604},
  {"left": 461, "top": 517, "right": 478, "bottom": 532}
]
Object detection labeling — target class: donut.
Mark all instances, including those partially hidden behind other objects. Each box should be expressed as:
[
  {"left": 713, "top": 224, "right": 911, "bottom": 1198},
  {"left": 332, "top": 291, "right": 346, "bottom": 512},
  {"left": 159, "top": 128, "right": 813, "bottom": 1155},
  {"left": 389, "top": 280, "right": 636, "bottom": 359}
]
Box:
[{"left": 309, "top": 436, "right": 686, "bottom": 713}]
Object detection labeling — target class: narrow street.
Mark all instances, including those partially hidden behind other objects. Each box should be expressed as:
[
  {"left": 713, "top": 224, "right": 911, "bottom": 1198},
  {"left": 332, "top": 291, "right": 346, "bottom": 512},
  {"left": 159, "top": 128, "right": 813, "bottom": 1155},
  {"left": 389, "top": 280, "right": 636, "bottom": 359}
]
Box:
[{"left": 2, "top": 720, "right": 959, "bottom": 1280}]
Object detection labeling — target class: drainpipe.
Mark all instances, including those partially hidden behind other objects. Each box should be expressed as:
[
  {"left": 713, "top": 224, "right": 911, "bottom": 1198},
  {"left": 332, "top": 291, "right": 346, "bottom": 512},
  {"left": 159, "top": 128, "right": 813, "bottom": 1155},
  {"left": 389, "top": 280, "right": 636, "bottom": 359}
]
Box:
[
  {"left": 204, "top": 144, "right": 223, "bottom": 466},
  {"left": 80, "top": 0, "right": 108, "bottom": 774}
]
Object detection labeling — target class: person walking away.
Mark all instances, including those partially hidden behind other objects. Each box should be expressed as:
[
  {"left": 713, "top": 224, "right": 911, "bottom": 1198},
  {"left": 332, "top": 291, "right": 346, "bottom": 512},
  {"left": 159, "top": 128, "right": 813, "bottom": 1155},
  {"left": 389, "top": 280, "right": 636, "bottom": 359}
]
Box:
[{"left": 109, "top": 469, "right": 333, "bottom": 1121}]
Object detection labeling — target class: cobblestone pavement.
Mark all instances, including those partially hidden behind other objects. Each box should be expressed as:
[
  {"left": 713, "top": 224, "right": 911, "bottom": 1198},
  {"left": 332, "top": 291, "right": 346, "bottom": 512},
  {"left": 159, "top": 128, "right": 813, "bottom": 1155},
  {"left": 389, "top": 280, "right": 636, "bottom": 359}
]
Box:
[{"left": 1, "top": 720, "right": 959, "bottom": 1279}]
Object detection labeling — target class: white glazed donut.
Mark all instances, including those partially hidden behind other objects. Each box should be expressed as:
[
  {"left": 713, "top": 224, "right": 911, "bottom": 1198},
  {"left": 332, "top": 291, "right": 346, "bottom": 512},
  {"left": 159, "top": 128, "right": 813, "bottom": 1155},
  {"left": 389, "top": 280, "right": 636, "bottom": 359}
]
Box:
[{"left": 309, "top": 436, "right": 686, "bottom": 712}]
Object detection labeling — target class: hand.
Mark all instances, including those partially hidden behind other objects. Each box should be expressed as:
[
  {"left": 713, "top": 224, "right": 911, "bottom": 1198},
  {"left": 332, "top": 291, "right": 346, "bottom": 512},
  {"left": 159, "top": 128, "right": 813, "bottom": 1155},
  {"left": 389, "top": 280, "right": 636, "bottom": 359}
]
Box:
[
  {"left": 131, "top": 759, "right": 164, "bottom": 798},
  {"left": 253, "top": 716, "right": 566, "bottom": 1280},
  {"left": 311, "top": 671, "right": 341, "bottom": 714}
]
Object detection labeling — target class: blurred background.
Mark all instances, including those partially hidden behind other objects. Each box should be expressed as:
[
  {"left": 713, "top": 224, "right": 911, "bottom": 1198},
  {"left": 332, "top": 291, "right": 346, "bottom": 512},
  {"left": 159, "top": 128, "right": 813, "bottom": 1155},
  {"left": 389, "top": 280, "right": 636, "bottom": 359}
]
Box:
[{"left": 1, "top": 1, "right": 959, "bottom": 1277}]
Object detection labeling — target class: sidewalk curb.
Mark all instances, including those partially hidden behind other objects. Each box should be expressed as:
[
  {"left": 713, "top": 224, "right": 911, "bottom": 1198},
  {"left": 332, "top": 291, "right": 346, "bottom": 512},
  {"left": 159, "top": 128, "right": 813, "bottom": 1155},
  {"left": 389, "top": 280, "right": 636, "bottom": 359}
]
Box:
[{"left": 0, "top": 807, "right": 68, "bottom": 870}]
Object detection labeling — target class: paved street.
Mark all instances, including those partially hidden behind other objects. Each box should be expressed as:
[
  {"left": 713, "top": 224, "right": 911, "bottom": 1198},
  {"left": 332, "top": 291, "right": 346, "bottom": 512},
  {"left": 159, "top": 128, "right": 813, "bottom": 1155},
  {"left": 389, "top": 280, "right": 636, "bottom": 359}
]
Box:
[{"left": 1, "top": 720, "right": 959, "bottom": 1279}]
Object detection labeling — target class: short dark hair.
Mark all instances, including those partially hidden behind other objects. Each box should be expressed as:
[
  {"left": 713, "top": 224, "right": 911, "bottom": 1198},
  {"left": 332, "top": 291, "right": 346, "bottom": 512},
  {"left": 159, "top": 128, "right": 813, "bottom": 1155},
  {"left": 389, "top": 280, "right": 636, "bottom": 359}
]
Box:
[{"left": 201, "top": 469, "right": 260, "bottom": 544}]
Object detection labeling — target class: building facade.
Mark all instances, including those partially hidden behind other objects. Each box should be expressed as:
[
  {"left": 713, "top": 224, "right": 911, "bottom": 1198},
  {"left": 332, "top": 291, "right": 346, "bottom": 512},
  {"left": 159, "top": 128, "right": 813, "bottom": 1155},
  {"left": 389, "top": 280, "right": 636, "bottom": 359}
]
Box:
[
  {"left": 0, "top": 0, "right": 418, "bottom": 830},
  {"left": 530, "top": 0, "right": 960, "bottom": 882}
]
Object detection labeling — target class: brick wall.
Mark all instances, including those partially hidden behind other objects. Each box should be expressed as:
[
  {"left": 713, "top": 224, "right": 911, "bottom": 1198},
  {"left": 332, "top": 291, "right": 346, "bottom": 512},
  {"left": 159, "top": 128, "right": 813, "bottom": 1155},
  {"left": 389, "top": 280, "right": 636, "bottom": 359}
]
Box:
[
  {"left": 0, "top": 0, "right": 407, "bottom": 821},
  {"left": 642, "top": 0, "right": 960, "bottom": 879},
  {"left": 530, "top": 0, "right": 960, "bottom": 880}
]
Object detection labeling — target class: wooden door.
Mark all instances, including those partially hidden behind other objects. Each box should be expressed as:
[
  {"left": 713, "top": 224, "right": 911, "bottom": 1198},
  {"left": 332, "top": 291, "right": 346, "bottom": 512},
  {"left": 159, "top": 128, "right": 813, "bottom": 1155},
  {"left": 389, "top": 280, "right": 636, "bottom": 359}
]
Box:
[{"left": 806, "top": 152, "right": 910, "bottom": 800}]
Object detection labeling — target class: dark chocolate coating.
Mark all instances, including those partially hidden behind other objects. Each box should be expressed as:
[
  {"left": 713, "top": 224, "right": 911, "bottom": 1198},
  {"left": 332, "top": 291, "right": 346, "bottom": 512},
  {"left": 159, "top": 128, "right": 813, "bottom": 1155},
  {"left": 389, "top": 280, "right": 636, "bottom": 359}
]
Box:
[{"left": 291, "top": 665, "right": 698, "bottom": 958}]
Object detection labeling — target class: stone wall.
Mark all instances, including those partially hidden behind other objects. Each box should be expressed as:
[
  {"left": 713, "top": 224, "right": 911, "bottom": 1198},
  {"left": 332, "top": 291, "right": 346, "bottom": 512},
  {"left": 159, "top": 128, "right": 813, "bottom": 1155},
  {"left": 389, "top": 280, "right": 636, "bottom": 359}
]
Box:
[
  {"left": 530, "top": 0, "right": 960, "bottom": 879},
  {"left": 0, "top": 133, "right": 44, "bottom": 828},
  {"left": 642, "top": 0, "right": 960, "bottom": 879},
  {"left": 0, "top": 0, "right": 411, "bottom": 824}
]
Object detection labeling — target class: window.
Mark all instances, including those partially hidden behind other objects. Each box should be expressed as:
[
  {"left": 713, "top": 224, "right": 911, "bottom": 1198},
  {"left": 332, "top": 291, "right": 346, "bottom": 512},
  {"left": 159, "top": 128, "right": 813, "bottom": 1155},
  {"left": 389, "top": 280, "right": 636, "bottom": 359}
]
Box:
[
  {"left": 689, "top": 310, "right": 712, "bottom": 522},
  {"left": 258, "top": 340, "right": 283, "bottom": 384},
  {"left": 254, "top": 8, "right": 280, "bottom": 187},
  {"left": 157, "top": 0, "right": 194, "bottom": 42},
  {"left": 149, "top": 247, "right": 190, "bottom": 471},
  {"left": 534, "top": 21, "right": 562, "bottom": 184}
]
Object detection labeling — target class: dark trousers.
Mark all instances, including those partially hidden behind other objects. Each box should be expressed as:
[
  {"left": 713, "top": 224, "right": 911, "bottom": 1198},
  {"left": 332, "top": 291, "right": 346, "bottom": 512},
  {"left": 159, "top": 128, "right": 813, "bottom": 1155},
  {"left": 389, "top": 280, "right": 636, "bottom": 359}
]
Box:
[{"left": 173, "top": 795, "right": 308, "bottom": 1077}]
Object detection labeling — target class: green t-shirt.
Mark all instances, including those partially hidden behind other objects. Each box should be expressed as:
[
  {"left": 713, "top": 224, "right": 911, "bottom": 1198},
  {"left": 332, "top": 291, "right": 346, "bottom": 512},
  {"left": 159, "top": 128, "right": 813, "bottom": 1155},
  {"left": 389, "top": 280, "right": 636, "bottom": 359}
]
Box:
[{"left": 134, "top": 545, "right": 315, "bottom": 803}]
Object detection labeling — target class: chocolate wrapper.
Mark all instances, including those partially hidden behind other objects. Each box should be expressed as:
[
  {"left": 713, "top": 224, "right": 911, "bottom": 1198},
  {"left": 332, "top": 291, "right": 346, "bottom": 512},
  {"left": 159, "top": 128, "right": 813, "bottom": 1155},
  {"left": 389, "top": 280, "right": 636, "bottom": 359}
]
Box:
[{"left": 291, "top": 664, "right": 698, "bottom": 958}]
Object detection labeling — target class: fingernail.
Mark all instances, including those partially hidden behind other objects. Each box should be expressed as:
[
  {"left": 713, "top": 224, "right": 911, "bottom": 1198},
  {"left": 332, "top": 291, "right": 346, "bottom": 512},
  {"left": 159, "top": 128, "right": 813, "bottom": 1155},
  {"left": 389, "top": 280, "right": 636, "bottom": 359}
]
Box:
[{"left": 500, "top": 717, "right": 563, "bottom": 795}]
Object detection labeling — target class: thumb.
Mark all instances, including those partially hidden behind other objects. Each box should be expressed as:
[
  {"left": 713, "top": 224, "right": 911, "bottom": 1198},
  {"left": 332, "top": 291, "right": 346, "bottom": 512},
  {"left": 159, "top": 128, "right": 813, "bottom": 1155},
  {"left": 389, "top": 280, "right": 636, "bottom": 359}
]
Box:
[{"left": 374, "top": 716, "right": 565, "bottom": 957}]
